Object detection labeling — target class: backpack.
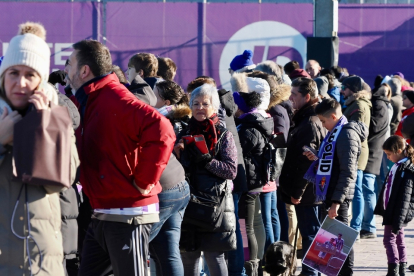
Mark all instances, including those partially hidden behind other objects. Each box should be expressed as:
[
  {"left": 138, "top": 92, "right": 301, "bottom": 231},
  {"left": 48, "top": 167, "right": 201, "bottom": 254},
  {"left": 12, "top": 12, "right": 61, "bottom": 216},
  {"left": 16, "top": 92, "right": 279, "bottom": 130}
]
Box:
[{"left": 261, "top": 133, "right": 287, "bottom": 184}]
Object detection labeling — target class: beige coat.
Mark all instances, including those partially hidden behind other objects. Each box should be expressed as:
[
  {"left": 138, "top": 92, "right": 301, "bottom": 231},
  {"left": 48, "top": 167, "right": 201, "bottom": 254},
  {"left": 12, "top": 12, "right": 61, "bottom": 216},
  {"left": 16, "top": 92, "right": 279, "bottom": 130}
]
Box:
[{"left": 0, "top": 96, "right": 79, "bottom": 275}]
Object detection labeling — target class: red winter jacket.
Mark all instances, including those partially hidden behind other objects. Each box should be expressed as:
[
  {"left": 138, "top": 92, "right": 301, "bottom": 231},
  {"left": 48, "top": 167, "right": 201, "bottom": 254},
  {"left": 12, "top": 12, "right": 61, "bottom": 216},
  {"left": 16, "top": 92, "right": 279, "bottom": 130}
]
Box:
[{"left": 77, "top": 74, "right": 175, "bottom": 209}]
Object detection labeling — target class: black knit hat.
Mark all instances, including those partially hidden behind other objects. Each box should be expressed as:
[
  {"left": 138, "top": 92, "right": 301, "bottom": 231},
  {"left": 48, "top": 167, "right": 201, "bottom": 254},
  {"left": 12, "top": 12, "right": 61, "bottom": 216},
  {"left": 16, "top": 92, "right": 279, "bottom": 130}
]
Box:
[
  {"left": 342, "top": 76, "right": 363, "bottom": 93},
  {"left": 404, "top": 90, "right": 414, "bottom": 104}
]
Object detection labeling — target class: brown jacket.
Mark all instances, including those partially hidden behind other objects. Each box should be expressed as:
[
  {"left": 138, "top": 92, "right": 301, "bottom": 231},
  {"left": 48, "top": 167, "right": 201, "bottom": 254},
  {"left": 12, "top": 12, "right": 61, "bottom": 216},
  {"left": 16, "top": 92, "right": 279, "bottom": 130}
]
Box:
[{"left": 0, "top": 133, "right": 79, "bottom": 275}]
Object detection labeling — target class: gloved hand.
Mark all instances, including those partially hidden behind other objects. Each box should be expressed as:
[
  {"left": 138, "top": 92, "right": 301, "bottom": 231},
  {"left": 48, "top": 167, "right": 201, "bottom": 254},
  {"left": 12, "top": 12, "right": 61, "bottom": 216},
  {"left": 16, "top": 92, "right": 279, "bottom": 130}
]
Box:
[
  {"left": 48, "top": 70, "right": 66, "bottom": 86},
  {"left": 187, "top": 142, "right": 212, "bottom": 167}
]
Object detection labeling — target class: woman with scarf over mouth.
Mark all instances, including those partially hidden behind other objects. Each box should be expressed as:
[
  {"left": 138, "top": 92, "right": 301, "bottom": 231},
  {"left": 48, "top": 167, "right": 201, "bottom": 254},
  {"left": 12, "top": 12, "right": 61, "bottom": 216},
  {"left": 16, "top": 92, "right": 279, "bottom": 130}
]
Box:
[{"left": 174, "top": 84, "right": 237, "bottom": 276}]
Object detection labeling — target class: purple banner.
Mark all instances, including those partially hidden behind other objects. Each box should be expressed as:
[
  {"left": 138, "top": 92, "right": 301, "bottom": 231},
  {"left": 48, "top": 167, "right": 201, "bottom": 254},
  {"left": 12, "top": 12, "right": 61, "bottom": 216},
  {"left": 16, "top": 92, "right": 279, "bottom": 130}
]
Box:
[{"left": 0, "top": 2, "right": 413, "bottom": 89}]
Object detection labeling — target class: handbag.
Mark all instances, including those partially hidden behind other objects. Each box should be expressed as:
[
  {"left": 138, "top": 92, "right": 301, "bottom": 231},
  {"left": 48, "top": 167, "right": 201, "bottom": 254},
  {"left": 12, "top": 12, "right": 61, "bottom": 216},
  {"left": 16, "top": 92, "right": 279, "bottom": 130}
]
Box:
[
  {"left": 13, "top": 103, "right": 72, "bottom": 188},
  {"left": 184, "top": 182, "right": 227, "bottom": 231}
]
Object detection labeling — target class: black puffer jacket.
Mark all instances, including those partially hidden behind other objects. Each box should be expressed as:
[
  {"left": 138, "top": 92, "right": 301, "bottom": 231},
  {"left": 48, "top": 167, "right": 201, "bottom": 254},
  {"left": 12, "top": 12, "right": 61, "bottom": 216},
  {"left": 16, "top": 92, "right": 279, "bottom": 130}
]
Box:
[
  {"left": 218, "top": 89, "right": 248, "bottom": 193},
  {"left": 236, "top": 113, "right": 274, "bottom": 191},
  {"left": 374, "top": 159, "right": 414, "bottom": 233},
  {"left": 324, "top": 121, "right": 368, "bottom": 207},
  {"left": 365, "top": 86, "right": 390, "bottom": 175},
  {"left": 279, "top": 101, "right": 327, "bottom": 206}
]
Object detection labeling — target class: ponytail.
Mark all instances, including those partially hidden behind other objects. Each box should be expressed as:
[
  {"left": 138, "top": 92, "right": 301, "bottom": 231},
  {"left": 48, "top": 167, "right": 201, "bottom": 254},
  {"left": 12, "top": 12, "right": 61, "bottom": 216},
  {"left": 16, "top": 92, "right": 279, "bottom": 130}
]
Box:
[
  {"left": 383, "top": 135, "right": 414, "bottom": 163},
  {"left": 406, "top": 143, "right": 414, "bottom": 164}
]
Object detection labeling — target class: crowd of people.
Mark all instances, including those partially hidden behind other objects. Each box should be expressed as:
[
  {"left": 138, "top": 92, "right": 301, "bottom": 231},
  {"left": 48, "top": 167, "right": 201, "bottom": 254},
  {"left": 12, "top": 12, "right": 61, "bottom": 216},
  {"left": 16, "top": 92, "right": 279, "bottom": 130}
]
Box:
[{"left": 0, "top": 21, "right": 414, "bottom": 276}]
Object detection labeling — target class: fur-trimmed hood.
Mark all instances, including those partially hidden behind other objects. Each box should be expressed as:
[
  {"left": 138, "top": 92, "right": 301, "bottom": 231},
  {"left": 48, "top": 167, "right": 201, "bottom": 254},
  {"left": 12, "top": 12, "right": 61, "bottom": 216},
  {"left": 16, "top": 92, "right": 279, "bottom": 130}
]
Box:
[
  {"left": 168, "top": 104, "right": 192, "bottom": 120},
  {"left": 230, "top": 72, "right": 270, "bottom": 111},
  {"left": 344, "top": 90, "right": 372, "bottom": 106},
  {"left": 268, "top": 84, "right": 291, "bottom": 109},
  {"left": 230, "top": 72, "right": 248, "bottom": 93}
]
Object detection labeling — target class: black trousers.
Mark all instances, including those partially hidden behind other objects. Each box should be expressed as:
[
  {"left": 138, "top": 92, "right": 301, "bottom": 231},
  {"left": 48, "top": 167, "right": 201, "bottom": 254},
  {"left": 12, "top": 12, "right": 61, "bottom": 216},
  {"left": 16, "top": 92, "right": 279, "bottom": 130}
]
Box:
[
  {"left": 333, "top": 199, "right": 354, "bottom": 276},
  {"left": 79, "top": 219, "right": 152, "bottom": 276}
]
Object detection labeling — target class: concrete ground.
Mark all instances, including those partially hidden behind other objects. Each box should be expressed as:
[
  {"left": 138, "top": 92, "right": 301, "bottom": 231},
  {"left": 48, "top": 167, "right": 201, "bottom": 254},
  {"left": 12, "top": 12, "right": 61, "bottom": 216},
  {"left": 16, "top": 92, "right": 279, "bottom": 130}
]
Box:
[{"left": 295, "top": 216, "right": 414, "bottom": 275}]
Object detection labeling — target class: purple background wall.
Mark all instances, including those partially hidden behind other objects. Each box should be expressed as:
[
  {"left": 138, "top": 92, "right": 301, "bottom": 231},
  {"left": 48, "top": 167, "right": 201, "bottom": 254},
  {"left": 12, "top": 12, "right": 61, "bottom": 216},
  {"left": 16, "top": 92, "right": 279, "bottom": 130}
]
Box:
[{"left": 0, "top": 2, "right": 413, "bottom": 89}]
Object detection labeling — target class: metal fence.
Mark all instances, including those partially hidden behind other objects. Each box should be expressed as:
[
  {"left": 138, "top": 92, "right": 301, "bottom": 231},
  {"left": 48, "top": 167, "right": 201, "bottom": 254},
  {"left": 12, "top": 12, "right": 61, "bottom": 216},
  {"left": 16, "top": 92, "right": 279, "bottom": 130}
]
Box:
[{"left": 1, "top": 0, "right": 413, "bottom": 4}]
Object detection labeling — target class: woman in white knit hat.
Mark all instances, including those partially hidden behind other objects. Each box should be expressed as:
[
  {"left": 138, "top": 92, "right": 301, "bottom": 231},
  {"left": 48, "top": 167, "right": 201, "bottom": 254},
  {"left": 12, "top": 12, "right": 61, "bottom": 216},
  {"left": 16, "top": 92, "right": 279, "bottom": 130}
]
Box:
[{"left": 0, "top": 32, "right": 77, "bottom": 275}]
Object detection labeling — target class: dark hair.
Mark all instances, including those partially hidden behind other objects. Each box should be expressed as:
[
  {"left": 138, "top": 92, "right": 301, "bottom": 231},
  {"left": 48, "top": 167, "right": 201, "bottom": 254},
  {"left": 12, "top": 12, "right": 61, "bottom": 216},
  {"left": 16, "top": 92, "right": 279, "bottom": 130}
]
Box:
[
  {"left": 111, "top": 65, "right": 127, "bottom": 84},
  {"left": 128, "top": 53, "right": 158, "bottom": 78},
  {"left": 239, "top": 91, "right": 262, "bottom": 109},
  {"left": 156, "top": 80, "right": 188, "bottom": 106},
  {"left": 330, "top": 66, "right": 343, "bottom": 79},
  {"left": 72, "top": 40, "right": 112, "bottom": 77},
  {"left": 187, "top": 76, "right": 216, "bottom": 93},
  {"left": 264, "top": 241, "right": 296, "bottom": 276},
  {"left": 291, "top": 77, "right": 318, "bottom": 99},
  {"left": 410, "top": 82, "right": 414, "bottom": 88},
  {"left": 324, "top": 73, "right": 335, "bottom": 90},
  {"left": 315, "top": 98, "right": 341, "bottom": 117},
  {"left": 157, "top": 57, "right": 177, "bottom": 81},
  {"left": 283, "top": 61, "right": 300, "bottom": 76},
  {"left": 383, "top": 135, "right": 414, "bottom": 163}
]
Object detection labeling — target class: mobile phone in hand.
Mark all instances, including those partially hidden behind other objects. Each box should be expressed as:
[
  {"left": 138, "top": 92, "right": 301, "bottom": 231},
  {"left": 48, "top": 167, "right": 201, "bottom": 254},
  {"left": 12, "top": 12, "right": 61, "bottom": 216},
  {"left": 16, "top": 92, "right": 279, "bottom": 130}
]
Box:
[{"left": 302, "top": 146, "right": 318, "bottom": 160}]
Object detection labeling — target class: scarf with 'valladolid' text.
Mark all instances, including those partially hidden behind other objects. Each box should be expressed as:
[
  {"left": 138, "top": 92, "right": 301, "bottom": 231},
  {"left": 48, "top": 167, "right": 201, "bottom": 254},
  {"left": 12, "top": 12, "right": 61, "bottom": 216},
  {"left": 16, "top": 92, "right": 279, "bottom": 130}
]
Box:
[{"left": 304, "top": 115, "right": 348, "bottom": 202}]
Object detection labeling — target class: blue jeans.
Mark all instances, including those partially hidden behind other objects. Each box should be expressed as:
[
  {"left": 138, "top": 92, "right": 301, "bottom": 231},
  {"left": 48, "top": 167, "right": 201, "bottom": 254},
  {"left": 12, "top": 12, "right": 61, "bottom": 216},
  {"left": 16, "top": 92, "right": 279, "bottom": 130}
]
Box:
[
  {"left": 260, "top": 191, "right": 280, "bottom": 255},
  {"left": 351, "top": 169, "right": 363, "bottom": 231},
  {"left": 149, "top": 181, "right": 190, "bottom": 276},
  {"left": 362, "top": 172, "right": 377, "bottom": 233},
  {"left": 182, "top": 251, "right": 227, "bottom": 276},
  {"left": 277, "top": 191, "right": 289, "bottom": 243},
  {"left": 295, "top": 205, "right": 321, "bottom": 276},
  {"left": 227, "top": 193, "right": 247, "bottom": 276}
]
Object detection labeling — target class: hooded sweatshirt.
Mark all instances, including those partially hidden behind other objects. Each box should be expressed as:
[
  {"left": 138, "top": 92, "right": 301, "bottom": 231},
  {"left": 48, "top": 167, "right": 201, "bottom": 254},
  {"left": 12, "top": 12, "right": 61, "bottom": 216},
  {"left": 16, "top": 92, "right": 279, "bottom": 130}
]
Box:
[{"left": 343, "top": 90, "right": 372, "bottom": 171}]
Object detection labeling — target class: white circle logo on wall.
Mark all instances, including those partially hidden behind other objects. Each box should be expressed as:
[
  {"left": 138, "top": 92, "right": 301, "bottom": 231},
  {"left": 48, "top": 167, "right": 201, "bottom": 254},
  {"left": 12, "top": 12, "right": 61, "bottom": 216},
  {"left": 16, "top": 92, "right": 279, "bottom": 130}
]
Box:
[{"left": 219, "top": 21, "right": 307, "bottom": 90}]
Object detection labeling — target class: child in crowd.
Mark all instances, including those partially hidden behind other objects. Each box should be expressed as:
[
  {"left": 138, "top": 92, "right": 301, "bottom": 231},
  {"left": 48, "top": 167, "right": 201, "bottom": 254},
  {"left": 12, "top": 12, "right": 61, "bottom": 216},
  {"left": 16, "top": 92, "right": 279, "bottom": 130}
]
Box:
[
  {"left": 374, "top": 135, "right": 414, "bottom": 276},
  {"left": 263, "top": 241, "right": 296, "bottom": 276},
  {"left": 304, "top": 98, "right": 368, "bottom": 275}
]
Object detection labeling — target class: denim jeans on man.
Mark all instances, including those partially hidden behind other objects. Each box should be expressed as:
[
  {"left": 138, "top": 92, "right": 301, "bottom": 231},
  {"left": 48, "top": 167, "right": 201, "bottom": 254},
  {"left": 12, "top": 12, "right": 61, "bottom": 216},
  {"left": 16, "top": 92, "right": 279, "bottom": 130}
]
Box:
[
  {"left": 351, "top": 170, "right": 363, "bottom": 231},
  {"left": 149, "top": 181, "right": 190, "bottom": 276},
  {"left": 277, "top": 191, "right": 289, "bottom": 243},
  {"left": 362, "top": 172, "right": 377, "bottom": 233},
  {"left": 295, "top": 205, "right": 321, "bottom": 276},
  {"left": 227, "top": 192, "right": 247, "bottom": 276},
  {"left": 260, "top": 191, "right": 280, "bottom": 254}
]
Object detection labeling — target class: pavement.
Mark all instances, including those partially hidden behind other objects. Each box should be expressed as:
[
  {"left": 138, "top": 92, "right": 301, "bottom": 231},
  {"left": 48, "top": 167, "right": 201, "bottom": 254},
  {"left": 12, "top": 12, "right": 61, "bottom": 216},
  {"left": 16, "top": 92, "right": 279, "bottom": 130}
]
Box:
[{"left": 295, "top": 215, "right": 414, "bottom": 275}]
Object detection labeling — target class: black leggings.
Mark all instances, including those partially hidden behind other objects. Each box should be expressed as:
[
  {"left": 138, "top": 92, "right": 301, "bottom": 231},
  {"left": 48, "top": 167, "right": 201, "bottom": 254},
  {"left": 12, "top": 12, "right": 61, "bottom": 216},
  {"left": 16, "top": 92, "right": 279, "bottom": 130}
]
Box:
[{"left": 244, "top": 193, "right": 260, "bottom": 260}]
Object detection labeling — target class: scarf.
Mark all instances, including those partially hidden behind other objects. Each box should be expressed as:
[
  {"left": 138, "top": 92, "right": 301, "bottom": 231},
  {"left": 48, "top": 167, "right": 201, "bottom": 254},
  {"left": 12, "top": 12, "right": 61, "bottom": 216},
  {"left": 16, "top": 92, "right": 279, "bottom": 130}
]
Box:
[
  {"left": 188, "top": 114, "right": 220, "bottom": 154},
  {"left": 304, "top": 115, "right": 348, "bottom": 202}
]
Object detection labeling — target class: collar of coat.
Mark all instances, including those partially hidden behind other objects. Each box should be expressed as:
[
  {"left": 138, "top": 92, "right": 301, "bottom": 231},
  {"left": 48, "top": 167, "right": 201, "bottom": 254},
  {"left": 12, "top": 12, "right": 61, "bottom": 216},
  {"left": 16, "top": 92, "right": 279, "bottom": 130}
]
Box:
[
  {"left": 292, "top": 99, "right": 318, "bottom": 124},
  {"left": 344, "top": 90, "right": 372, "bottom": 106}
]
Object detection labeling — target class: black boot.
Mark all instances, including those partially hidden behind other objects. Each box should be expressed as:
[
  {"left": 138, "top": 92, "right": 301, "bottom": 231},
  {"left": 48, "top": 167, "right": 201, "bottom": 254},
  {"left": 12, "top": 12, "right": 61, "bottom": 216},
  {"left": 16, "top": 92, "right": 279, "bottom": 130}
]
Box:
[
  {"left": 400, "top": 262, "right": 407, "bottom": 276},
  {"left": 386, "top": 263, "right": 400, "bottom": 276}
]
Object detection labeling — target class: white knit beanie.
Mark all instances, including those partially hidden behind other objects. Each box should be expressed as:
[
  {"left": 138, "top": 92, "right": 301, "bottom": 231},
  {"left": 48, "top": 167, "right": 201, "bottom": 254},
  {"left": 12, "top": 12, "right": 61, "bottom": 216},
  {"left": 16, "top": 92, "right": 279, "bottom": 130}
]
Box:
[{"left": 0, "top": 33, "right": 50, "bottom": 81}]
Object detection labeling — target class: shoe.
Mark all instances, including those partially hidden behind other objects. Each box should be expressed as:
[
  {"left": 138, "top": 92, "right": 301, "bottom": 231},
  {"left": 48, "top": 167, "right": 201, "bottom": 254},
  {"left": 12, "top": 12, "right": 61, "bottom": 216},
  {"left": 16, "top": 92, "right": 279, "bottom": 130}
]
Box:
[
  {"left": 400, "top": 262, "right": 407, "bottom": 276},
  {"left": 244, "top": 259, "right": 260, "bottom": 276},
  {"left": 408, "top": 264, "right": 414, "bottom": 272},
  {"left": 386, "top": 263, "right": 399, "bottom": 276},
  {"left": 360, "top": 229, "right": 377, "bottom": 239}
]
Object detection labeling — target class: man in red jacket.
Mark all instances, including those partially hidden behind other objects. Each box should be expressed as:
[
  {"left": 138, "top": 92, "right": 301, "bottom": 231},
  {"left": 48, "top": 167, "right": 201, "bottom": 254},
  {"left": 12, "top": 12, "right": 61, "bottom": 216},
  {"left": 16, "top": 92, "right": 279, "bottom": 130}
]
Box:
[{"left": 65, "top": 40, "right": 175, "bottom": 276}]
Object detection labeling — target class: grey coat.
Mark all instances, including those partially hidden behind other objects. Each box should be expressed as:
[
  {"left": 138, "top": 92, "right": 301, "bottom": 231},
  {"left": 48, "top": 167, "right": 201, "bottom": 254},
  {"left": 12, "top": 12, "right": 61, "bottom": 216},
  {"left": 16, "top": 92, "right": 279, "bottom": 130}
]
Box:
[{"left": 325, "top": 121, "right": 368, "bottom": 207}]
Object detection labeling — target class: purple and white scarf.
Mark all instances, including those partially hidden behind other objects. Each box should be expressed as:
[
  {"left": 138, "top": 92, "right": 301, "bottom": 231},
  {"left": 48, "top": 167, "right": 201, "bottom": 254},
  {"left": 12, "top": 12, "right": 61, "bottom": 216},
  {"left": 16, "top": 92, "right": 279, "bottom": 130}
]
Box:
[{"left": 304, "top": 115, "right": 348, "bottom": 202}]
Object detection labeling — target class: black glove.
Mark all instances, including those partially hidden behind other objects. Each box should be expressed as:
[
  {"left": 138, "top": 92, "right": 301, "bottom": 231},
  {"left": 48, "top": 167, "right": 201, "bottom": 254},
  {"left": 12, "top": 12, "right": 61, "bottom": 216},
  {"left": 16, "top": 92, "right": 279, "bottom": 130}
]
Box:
[
  {"left": 48, "top": 70, "right": 66, "bottom": 86},
  {"left": 187, "top": 143, "right": 212, "bottom": 167}
]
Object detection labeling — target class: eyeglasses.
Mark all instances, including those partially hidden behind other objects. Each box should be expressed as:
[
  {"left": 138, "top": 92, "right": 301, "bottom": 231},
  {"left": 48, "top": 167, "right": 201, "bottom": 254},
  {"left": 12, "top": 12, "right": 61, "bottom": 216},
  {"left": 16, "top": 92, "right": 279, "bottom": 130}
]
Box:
[{"left": 341, "top": 85, "right": 346, "bottom": 91}]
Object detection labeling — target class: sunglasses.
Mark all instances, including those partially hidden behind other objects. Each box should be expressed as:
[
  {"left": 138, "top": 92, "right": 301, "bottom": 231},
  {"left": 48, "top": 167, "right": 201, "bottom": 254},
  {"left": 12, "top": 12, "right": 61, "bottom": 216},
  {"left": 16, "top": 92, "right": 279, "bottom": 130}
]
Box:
[{"left": 341, "top": 85, "right": 346, "bottom": 91}]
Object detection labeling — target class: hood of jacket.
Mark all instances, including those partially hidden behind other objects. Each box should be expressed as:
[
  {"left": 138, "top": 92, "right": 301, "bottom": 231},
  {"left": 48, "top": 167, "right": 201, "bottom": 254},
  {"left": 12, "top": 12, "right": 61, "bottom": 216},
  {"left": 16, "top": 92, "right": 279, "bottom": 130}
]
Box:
[
  {"left": 343, "top": 120, "right": 369, "bottom": 144},
  {"left": 168, "top": 104, "right": 192, "bottom": 120},
  {"left": 237, "top": 112, "right": 274, "bottom": 138},
  {"left": 218, "top": 89, "right": 238, "bottom": 117},
  {"left": 268, "top": 84, "right": 291, "bottom": 108},
  {"left": 344, "top": 90, "right": 372, "bottom": 107},
  {"left": 129, "top": 75, "right": 157, "bottom": 106},
  {"left": 230, "top": 72, "right": 248, "bottom": 93},
  {"left": 371, "top": 86, "right": 390, "bottom": 104}
]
